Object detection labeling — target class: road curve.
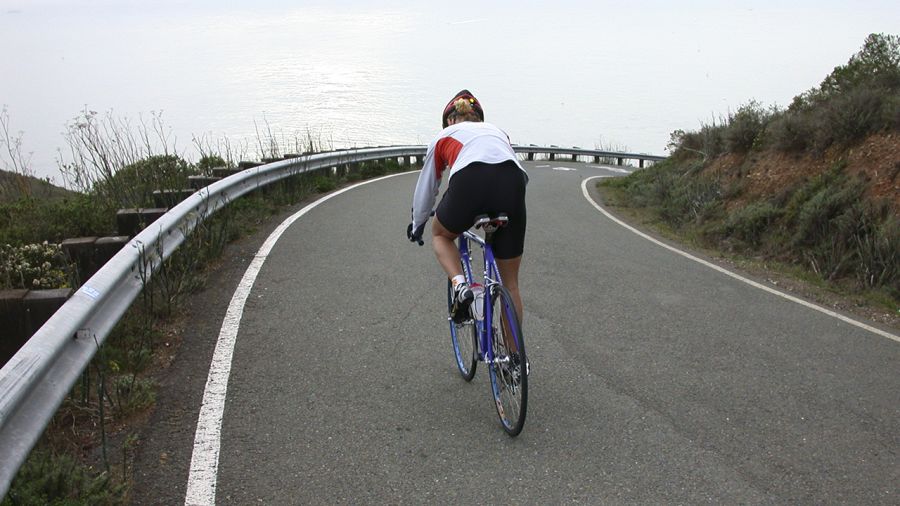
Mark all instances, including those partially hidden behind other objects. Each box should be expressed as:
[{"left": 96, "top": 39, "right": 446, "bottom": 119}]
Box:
[{"left": 143, "top": 161, "right": 899, "bottom": 504}]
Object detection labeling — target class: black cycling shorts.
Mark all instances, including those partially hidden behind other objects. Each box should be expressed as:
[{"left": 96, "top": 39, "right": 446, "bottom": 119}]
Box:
[{"left": 435, "top": 160, "right": 527, "bottom": 259}]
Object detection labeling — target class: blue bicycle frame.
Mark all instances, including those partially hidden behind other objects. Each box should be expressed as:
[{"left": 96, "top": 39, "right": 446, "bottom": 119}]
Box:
[
  {"left": 448, "top": 217, "right": 528, "bottom": 436},
  {"left": 457, "top": 230, "right": 502, "bottom": 364}
]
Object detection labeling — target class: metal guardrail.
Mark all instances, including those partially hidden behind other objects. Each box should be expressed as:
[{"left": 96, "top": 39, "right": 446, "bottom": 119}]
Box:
[
  {"left": 0, "top": 146, "right": 424, "bottom": 496},
  {"left": 0, "top": 143, "right": 664, "bottom": 496},
  {"left": 513, "top": 145, "right": 666, "bottom": 167}
]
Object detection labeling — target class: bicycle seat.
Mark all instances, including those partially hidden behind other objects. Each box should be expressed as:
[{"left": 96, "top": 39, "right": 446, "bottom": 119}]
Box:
[{"left": 473, "top": 213, "right": 509, "bottom": 234}]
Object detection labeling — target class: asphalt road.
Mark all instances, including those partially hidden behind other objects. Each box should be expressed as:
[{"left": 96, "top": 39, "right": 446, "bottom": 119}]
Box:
[{"left": 138, "top": 161, "right": 899, "bottom": 504}]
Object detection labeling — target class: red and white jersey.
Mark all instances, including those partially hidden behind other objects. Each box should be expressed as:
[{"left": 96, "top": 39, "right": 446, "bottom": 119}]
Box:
[{"left": 411, "top": 121, "right": 526, "bottom": 229}]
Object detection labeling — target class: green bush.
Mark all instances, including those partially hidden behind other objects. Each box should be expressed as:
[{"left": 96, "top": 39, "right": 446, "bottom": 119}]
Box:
[
  {"left": 767, "top": 34, "right": 900, "bottom": 155},
  {"left": 0, "top": 195, "right": 114, "bottom": 246},
  {"left": 662, "top": 177, "right": 723, "bottom": 226},
  {"left": 112, "top": 375, "right": 156, "bottom": 417},
  {"left": 1, "top": 450, "right": 124, "bottom": 506},
  {"left": 313, "top": 175, "right": 337, "bottom": 193},
  {"left": 602, "top": 159, "right": 722, "bottom": 228},
  {"left": 92, "top": 154, "right": 195, "bottom": 210},
  {"left": 195, "top": 154, "right": 229, "bottom": 175},
  {"left": 817, "top": 33, "right": 900, "bottom": 101},
  {"left": 672, "top": 34, "right": 900, "bottom": 159},
  {"left": 824, "top": 85, "right": 890, "bottom": 146},
  {"left": 724, "top": 201, "right": 782, "bottom": 247},
  {"left": 767, "top": 162, "right": 898, "bottom": 291},
  {"left": 605, "top": 156, "right": 898, "bottom": 297},
  {"left": 766, "top": 111, "right": 816, "bottom": 153},
  {"left": 724, "top": 101, "right": 774, "bottom": 153},
  {"left": 854, "top": 213, "right": 899, "bottom": 292},
  {"left": 668, "top": 121, "right": 727, "bottom": 160}
]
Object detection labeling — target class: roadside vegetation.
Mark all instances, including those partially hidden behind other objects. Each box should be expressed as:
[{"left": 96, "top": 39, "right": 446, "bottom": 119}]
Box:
[
  {"left": 599, "top": 33, "right": 900, "bottom": 313},
  {"left": 0, "top": 108, "right": 405, "bottom": 504}
]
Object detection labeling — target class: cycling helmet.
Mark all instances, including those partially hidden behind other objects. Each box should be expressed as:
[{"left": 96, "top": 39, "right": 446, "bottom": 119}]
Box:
[{"left": 442, "top": 89, "right": 484, "bottom": 128}]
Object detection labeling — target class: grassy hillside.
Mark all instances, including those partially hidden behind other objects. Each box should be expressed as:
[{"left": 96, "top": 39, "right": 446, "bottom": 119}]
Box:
[
  {"left": 600, "top": 33, "right": 899, "bottom": 309},
  {"left": 0, "top": 169, "right": 75, "bottom": 203}
]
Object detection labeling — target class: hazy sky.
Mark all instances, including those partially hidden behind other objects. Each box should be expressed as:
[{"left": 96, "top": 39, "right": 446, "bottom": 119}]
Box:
[{"left": 1, "top": 0, "right": 898, "bottom": 181}]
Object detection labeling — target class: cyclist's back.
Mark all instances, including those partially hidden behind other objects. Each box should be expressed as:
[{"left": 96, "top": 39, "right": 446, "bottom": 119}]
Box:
[
  {"left": 406, "top": 89, "right": 528, "bottom": 322},
  {"left": 411, "top": 121, "right": 526, "bottom": 231}
]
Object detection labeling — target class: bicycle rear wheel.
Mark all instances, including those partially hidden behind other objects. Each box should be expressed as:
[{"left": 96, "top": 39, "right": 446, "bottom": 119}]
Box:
[
  {"left": 487, "top": 284, "right": 528, "bottom": 436},
  {"left": 448, "top": 279, "right": 477, "bottom": 381}
]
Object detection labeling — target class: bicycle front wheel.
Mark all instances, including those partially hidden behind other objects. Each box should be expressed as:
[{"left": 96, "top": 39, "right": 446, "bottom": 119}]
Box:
[
  {"left": 448, "top": 279, "right": 477, "bottom": 381},
  {"left": 487, "top": 284, "right": 528, "bottom": 436}
]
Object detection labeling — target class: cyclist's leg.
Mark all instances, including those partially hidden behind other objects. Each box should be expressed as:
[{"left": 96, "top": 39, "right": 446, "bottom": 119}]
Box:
[
  {"left": 496, "top": 256, "right": 523, "bottom": 322},
  {"left": 431, "top": 217, "right": 463, "bottom": 279},
  {"left": 489, "top": 160, "right": 526, "bottom": 322},
  {"left": 496, "top": 256, "right": 523, "bottom": 353}
]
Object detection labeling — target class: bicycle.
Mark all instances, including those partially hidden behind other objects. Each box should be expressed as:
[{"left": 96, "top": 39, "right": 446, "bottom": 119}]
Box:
[{"left": 447, "top": 213, "right": 528, "bottom": 436}]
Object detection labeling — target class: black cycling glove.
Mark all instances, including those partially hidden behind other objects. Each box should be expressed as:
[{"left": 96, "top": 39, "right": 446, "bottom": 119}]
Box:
[{"left": 407, "top": 222, "right": 425, "bottom": 246}]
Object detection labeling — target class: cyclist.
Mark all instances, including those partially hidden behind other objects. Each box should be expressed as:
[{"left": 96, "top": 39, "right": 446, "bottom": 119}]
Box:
[{"left": 406, "top": 89, "right": 528, "bottom": 324}]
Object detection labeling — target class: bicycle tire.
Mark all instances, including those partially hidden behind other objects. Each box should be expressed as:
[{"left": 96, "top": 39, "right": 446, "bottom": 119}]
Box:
[
  {"left": 448, "top": 279, "right": 477, "bottom": 381},
  {"left": 487, "top": 284, "right": 528, "bottom": 436}
]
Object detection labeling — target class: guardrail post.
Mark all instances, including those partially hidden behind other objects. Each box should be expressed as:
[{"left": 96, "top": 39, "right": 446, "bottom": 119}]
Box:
[
  {"left": 153, "top": 189, "right": 195, "bottom": 208},
  {"left": 24, "top": 288, "right": 73, "bottom": 339},
  {"left": 214, "top": 166, "right": 242, "bottom": 178},
  {"left": 95, "top": 236, "right": 130, "bottom": 267},
  {"left": 61, "top": 237, "right": 99, "bottom": 287},
  {"left": 188, "top": 175, "right": 221, "bottom": 190},
  {"left": 0, "top": 289, "right": 29, "bottom": 366},
  {"left": 116, "top": 208, "right": 168, "bottom": 237},
  {"left": 238, "top": 161, "right": 262, "bottom": 170}
]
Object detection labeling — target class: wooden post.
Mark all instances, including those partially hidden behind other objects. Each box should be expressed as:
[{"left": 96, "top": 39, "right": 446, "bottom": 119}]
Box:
[
  {"left": 61, "top": 237, "right": 98, "bottom": 286},
  {"left": 116, "top": 208, "right": 168, "bottom": 237},
  {"left": 0, "top": 289, "right": 29, "bottom": 366},
  {"left": 24, "top": 288, "right": 73, "bottom": 336}
]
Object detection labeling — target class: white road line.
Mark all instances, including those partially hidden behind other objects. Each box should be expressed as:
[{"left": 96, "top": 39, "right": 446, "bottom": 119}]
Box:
[
  {"left": 581, "top": 176, "right": 899, "bottom": 344},
  {"left": 590, "top": 165, "right": 632, "bottom": 174},
  {"left": 184, "top": 171, "right": 416, "bottom": 506}
]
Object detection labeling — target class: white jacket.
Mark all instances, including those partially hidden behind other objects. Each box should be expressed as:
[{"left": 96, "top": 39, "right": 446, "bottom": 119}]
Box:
[{"left": 411, "top": 121, "right": 526, "bottom": 230}]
